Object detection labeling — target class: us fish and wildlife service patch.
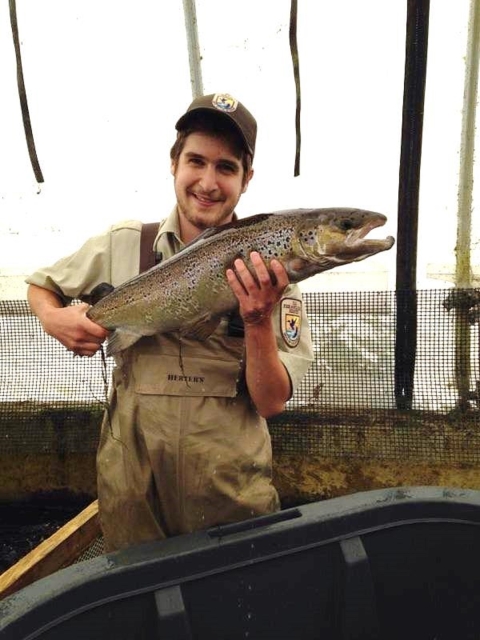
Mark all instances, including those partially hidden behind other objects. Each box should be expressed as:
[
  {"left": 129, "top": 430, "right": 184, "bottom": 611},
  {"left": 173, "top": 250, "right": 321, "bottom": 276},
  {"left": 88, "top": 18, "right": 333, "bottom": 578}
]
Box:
[
  {"left": 281, "top": 298, "right": 302, "bottom": 348},
  {"left": 212, "top": 93, "right": 238, "bottom": 113}
]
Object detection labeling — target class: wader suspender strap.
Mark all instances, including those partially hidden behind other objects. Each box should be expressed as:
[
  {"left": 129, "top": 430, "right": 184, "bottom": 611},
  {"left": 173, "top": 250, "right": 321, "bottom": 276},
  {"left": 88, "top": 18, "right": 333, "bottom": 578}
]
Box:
[{"left": 139, "top": 222, "right": 161, "bottom": 273}]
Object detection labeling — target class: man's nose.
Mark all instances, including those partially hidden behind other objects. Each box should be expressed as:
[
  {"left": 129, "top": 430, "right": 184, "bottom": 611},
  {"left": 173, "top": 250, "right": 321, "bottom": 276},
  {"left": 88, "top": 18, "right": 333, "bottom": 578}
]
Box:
[{"left": 198, "top": 164, "right": 217, "bottom": 191}]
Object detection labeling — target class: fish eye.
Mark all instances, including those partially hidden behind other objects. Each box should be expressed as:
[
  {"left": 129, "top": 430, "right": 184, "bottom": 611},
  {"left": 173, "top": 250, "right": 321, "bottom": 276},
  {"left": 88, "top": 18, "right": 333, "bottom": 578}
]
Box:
[{"left": 339, "top": 218, "right": 359, "bottom": 231}]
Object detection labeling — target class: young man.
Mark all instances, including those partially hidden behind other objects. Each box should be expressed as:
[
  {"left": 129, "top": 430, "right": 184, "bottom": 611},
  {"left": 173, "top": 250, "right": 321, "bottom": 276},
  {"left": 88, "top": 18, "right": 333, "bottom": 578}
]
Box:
[{"left": 26, "top": 93, "right": 314, "bottom": 551}]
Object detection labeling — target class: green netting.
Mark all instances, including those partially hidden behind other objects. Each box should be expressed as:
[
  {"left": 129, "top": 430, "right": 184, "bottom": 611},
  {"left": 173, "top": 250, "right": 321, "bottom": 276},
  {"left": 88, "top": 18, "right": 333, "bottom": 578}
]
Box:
[{"left": 1, "top": 291, "right": 480, "bottom": 463}]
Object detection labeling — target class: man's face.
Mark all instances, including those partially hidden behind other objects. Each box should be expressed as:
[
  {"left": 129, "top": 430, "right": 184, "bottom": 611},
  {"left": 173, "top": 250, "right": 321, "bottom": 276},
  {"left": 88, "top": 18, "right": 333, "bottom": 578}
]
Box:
[{"left": 171, "top": 131, "right": 253, "bottom": 240}]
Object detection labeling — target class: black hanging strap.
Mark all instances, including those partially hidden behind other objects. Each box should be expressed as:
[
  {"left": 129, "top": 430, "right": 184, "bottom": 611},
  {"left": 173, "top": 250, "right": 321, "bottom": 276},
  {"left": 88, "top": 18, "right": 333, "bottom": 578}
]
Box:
[
  {"left": 9, "top": 0, "right": 44, "bottom": 183},
  {"left": 289, "top": 0, "right": 301, "bottom": 177},
  {"left": 394, "top": 0, "right": 430, "bottom": 410}
]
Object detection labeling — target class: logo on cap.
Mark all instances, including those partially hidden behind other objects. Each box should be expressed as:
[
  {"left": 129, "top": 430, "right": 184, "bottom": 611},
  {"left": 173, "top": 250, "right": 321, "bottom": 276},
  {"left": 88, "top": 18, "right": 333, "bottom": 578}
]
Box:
[{"left": 212, "top": 93, "right": 238, "bottom": 114}]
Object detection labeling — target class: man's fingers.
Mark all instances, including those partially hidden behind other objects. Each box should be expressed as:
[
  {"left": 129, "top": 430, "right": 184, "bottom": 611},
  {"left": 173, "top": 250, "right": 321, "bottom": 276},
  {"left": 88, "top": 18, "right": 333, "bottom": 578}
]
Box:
[
  {"left": 226, "top": 253, "right": 289, "bottom": 305},
  {"left": 228, "top": 253, "right": 282, "bottom": 291},
  {"left": 226, "top": 267, "right": 248, "bottom": 295},
  {"left": 269, "top": 258, "right": 289, "bottom": 290},
  {"left": 232, "top": 258, "right": 258, "bottom": 291},
  {"left": 70, "top": 341, "right": 104, "bottom": 357},
  {"left": 76, "top": 304, "right": 109, "bottom": 339},
  {"left": 249, "top": 252, "right": 273, "bottom": 287}
]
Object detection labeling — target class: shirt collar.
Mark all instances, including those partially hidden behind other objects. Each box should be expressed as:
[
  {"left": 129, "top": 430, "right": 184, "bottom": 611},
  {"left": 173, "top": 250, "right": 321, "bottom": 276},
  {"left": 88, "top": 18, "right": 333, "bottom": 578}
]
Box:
[
  {"left": 154, "top": 206, "right": 239, "bottom": 249},
  {"left": 153, "top": 207, "right": 182, "bottom": 249}
]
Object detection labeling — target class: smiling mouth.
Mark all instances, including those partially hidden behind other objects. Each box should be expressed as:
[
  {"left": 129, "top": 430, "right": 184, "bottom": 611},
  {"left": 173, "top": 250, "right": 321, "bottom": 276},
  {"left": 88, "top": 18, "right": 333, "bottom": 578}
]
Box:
[{"left": 192, "top": 192, "right": 222, "bottom": 206}]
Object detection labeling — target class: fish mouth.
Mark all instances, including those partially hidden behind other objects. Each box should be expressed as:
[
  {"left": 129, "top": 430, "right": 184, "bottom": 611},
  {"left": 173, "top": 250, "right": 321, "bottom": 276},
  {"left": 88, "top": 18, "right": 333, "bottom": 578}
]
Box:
[{"left": 322, "top": 215, "right": 395, "bottom": 257}]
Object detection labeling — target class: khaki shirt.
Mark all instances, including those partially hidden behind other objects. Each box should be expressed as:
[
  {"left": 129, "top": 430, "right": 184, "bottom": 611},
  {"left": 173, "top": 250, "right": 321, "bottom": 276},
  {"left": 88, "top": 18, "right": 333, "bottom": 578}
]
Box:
[{"left": 27, "top": 208, "right": 314, "bottom": 550}]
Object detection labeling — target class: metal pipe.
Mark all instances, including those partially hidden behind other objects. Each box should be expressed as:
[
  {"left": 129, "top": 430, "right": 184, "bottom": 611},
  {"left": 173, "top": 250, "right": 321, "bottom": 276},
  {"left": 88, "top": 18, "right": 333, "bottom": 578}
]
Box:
[
  {"left": 454, "top": 0, "right": 480, "bottom": 410},
  {"left": 455, "top": 0, "right": 480, "bottom": 288},
  {"left": 182, "top": 0, "right": 204, "bottom": 99}
]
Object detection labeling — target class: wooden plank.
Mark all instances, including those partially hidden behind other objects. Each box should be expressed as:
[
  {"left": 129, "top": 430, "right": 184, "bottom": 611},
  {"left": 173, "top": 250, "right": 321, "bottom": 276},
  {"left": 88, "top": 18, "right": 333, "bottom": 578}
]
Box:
[{"left": 0, "top": 499, "right": 100, "bottom": 600}]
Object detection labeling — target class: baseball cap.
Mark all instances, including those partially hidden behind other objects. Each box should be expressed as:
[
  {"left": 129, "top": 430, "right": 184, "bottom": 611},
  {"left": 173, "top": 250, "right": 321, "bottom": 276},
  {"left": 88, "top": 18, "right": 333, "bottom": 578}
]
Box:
[{"left": 175, "top": 93, "right": 257, "bottom": 158}]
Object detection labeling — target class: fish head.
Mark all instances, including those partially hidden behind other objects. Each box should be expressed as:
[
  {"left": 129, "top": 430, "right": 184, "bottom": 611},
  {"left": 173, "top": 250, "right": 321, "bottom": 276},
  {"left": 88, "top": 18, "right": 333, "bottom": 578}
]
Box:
[{"left": 288, "top": 208, "right": 395, "bottom": 280}]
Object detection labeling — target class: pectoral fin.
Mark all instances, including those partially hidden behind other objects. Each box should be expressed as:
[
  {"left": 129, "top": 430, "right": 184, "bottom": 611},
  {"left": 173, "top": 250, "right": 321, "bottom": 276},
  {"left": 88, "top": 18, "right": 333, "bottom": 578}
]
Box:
[
  {"left": 107, "top": 314, "right": 222, "bottom": 355},
  {"left": 179, "top": 314, "right": 222, "bottom": 341},
  {"left": 107, "top": 329, "right": 144, "bottom": 356}
]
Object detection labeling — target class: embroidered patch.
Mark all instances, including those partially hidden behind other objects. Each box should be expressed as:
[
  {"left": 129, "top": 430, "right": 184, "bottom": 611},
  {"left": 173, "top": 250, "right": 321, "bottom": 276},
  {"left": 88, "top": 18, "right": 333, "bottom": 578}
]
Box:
[
  {"left": 281, "top": 298, "right": 302, "bottom": 348},
  {"left": 212, "top": 93, "right": 238, "bottom": 113}
]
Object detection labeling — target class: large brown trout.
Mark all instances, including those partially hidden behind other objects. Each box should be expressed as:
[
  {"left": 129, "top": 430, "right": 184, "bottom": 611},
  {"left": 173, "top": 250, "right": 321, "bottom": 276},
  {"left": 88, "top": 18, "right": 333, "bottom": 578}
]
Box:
[{"left": 87, "top": 208, "right": 394, "bottom": 354}]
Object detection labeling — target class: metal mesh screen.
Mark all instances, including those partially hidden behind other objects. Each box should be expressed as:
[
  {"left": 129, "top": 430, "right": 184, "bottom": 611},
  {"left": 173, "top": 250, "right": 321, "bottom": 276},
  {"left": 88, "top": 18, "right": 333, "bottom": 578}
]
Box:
[
  {"left": 74, "top": 536, "right": 105, "bottom": 563},
  {"left": 0, "top": 300, "right": 111, "bottom": 455},
  {"left": 293, "top": 289, "right": 478, "bottom": 412},
  {"left": 1, "top": 291, "right": 480, "bottom": 463},
  {"left": 270, "top": 289, "right": 480, "bottom": 464}
]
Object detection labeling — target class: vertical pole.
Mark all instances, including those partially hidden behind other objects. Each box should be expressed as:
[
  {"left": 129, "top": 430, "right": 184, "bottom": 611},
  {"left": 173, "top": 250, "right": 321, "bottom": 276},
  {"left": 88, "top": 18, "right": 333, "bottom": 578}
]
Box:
[
  {"left": 454, "top": 0, "right": 480, "bottom": 410},
  {"left": 182, "top": 0, "right": 204, "bottom": 99},
  {"left": 456, "top": 0, "right": 480, "bottom": 285}
]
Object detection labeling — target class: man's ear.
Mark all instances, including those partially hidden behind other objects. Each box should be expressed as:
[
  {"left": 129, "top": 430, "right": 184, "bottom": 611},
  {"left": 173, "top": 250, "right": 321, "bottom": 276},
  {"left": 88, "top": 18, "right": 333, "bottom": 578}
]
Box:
[
  {"left": 170, "top": 160, "right": 176, "bottom": 176},
  {"left": 242, "top": 168, "right": 254, "bottom": 194}
]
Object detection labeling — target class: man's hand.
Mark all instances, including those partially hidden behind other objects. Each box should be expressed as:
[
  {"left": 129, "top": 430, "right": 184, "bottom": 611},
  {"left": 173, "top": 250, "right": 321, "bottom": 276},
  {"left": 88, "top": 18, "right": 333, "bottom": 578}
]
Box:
[
  {"left": 27, "top": 285, "right": 109, "bottom": 357},
  {"left": 41, "top": 303, "right": 109, "bottom": 357},
  {"left": 226, "top": 251, "right": 289, "bottom": 325}
]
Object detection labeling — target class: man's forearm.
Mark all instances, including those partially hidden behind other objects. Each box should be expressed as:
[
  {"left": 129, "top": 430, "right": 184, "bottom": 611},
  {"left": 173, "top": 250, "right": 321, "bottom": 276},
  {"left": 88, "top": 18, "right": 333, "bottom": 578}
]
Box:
[
  {"left": 27, "top": 284, "right": 64, "bottom": 322},
  {"left": 244, "top": 319, "right": 291, "bottom": 419}
]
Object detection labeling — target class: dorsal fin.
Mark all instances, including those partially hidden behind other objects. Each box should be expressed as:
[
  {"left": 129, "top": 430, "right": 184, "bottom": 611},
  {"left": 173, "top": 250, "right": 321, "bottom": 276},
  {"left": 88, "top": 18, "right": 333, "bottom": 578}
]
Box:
[{"left": 183, "top": 213, "right": 273, "bottom": 247}]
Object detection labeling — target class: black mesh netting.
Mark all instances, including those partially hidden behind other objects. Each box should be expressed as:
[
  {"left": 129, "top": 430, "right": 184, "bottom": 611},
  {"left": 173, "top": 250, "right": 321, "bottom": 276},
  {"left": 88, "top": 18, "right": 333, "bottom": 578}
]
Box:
[
  {"left": 1, "top": 290, "right": 480, "bottom": 464},
  {"left": 0, "top": 300, "right": 110, "bottom": 456}
]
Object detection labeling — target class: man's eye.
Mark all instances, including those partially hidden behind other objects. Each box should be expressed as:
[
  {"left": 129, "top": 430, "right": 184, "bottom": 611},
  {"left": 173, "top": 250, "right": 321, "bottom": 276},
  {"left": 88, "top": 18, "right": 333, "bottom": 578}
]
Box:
[
  {"left": 219, "top": 163, "right": 236, "bottom": 173},
  {"left": 189, "top": 157, "right": 204, "bottom": 166}
]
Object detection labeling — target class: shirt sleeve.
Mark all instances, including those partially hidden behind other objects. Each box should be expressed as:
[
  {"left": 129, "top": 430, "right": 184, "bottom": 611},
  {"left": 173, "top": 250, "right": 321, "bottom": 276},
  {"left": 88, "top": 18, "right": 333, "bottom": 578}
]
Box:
[
  {"left": 25, "top": 230, "right": 114, "bottom": 303},
  {"left": 25, "top": 221, "right": 142, "bottom": 303},
  {"left": 274, "top": 284, "right": 314, "bottom": 396}
]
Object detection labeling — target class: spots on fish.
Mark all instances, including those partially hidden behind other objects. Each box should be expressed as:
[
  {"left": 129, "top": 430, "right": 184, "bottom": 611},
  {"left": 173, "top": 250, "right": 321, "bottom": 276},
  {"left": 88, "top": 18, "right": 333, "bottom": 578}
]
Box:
[{"left": 298, "top": 228, "right": 317, "bottom": 248}]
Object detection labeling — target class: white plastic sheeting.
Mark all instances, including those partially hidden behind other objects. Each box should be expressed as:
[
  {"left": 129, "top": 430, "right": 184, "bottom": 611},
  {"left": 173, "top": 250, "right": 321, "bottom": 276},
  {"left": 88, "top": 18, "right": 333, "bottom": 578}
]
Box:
[{"left": 0, "top": 1, "right": 476, "bottom": 297}]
